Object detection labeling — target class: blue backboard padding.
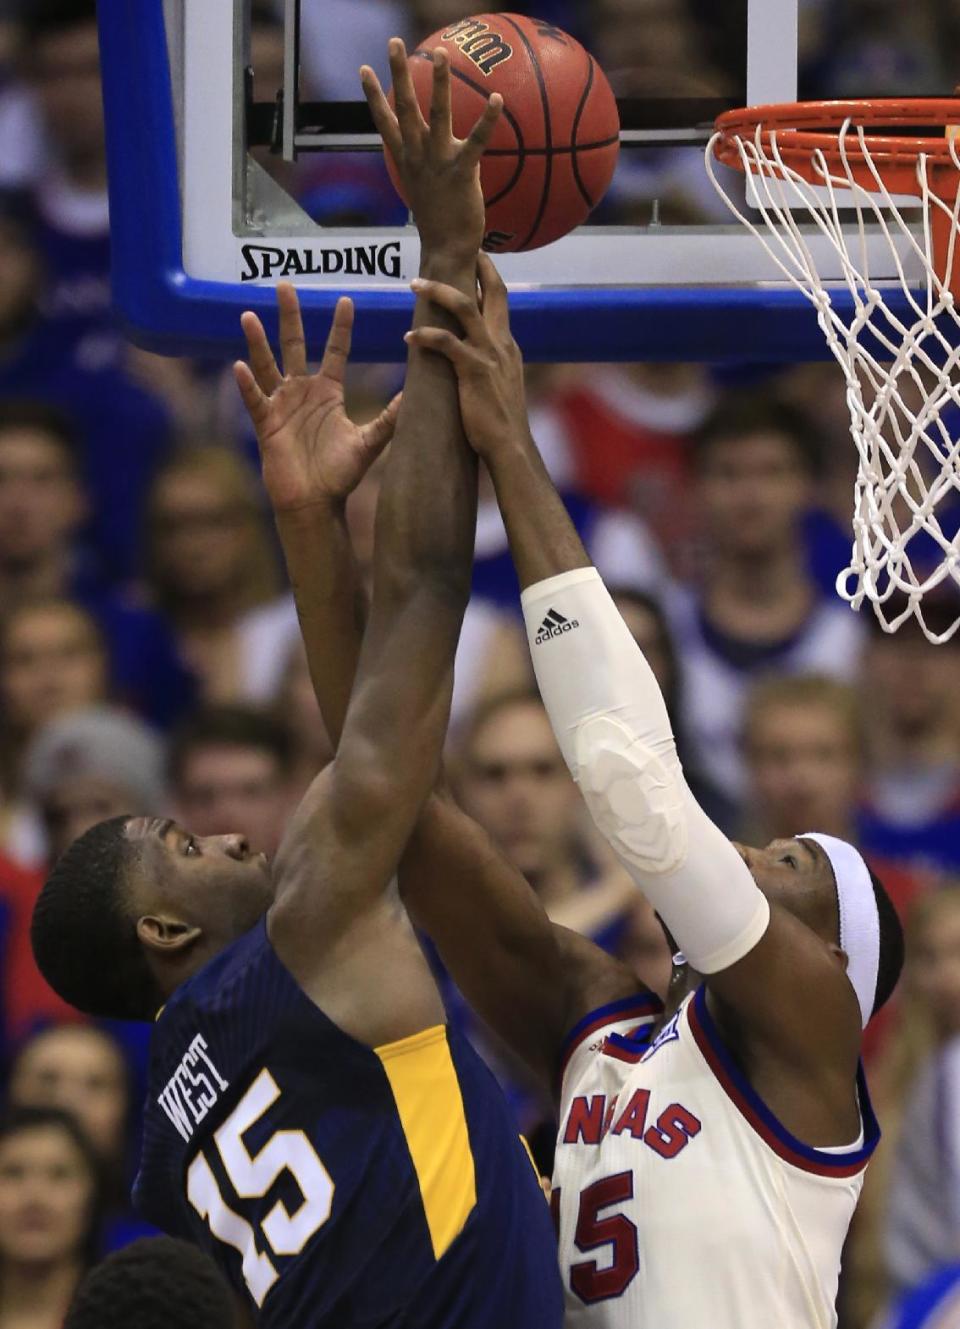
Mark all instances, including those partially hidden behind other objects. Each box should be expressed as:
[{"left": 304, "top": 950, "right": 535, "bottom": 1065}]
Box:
[{"left": 98, "top": 0, "right": 922, "bottom": 364}]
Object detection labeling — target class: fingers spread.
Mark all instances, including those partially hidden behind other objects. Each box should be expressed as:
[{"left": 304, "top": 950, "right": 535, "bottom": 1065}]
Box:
[
  {"left": 429, "top": 48, "right": 452, "bottom": 140},
  {"left": 360, "top": 64, "right": 403, "bottom": 160},
  {"left": 234, "top": 361, "right": 270, "bottom": 429},
  {"left": 277, "top": 282, "right": 308, "bottom": 378},
  {"left": 320, "top": 296, "right": 355, "bottom": 384},
  {"left": 240, "top": 311, "right": 283, "bottom": 395},
  {"left": 361, "top": 391, "right": 403, "bottom": 454},
  {"left": 389, "top": 38, "right": 427, "bottom": 140},
  {"left": 463, "top": 93, "right": 503, "bottom": 166},
  {"left": 382, "top": 390, "right": 403, "bottom": 425}
]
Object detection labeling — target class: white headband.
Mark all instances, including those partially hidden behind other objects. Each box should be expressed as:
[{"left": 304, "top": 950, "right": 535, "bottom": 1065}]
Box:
[{"left": 800, "top": 833, "right": 880, "bottom": 1028}]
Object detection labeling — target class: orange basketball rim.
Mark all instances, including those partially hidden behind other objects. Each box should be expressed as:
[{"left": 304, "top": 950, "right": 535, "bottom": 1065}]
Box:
[{"left": 713, "top": 98, "right": 960, "bottom": 299}]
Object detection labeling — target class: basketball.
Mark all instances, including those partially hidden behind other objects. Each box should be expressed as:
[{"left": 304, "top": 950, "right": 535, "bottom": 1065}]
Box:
[{"left": 385, "top": 15, "right": 621, "bottom": 252}]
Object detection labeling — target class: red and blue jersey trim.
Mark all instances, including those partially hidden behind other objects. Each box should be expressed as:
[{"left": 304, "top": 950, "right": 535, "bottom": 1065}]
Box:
[
  {"left": 602, "top": 1034, "right": 651, "bottom": 1066},
  {"left": 688, "top": 985, "right": 880, "bottom": 1178},
  {"left": 558, "top": 991, "right": 663, "bottom": 1088}
]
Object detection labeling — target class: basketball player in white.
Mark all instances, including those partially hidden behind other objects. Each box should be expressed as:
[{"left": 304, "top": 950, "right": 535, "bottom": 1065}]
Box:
[
  {"left": 401, "top": 273, "right": 905, "bottom": 1328},
  {"left": 266, "top": 47, "right": 905, "bottom": 1329}
]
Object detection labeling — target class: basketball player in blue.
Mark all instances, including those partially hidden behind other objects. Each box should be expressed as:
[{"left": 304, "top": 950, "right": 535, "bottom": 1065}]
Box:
[{"left": 30, "top": 43, "right": 562, "bottom": 1329}]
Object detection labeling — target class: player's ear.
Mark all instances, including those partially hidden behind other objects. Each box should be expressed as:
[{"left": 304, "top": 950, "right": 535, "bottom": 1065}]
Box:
[{"left": 137, "top": 914, "right": 203, "bottom": 956}]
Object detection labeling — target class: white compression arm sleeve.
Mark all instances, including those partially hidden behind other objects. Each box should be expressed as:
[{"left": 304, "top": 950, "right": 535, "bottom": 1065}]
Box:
[{"left": 522, "top": 567, "right": 769, "bottom": 974}]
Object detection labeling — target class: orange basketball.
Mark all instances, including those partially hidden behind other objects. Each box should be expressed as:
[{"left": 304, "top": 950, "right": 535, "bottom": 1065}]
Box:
[{"left": 385, "top": 14, "right": 621, "bottom": 253}]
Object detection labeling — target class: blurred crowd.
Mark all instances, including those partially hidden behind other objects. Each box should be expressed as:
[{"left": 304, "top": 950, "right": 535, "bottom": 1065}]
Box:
[{"left": 0, "top": 0, "right": 955, "bottom": 1326}]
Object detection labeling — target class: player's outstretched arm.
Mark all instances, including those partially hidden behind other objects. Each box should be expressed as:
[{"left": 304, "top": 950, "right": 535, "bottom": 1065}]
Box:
[
  {"left": 408, "top": 261, "right": 862, "bottom": 1095},
  {"left": 406, "top": 254, "right": 593, "bottom": 592},
  {"left": 293, "top": 510, "right": 641, "bottom": 1083},
  {"left": 253, "top": 291, "right": 642, "bottom": 1086},
  {"left": 237, "top": 42, "right": 501, "bottom": 1036}
]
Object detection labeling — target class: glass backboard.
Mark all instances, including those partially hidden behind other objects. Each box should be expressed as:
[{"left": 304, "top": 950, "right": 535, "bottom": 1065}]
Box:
[{"left": 99, "top": 0, "right": 947, "bottom": 362}]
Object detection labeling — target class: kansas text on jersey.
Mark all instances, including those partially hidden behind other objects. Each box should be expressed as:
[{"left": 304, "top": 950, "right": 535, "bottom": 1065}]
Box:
[{"left": 553, "top": 988, "right": 879, "bottom": 1329}]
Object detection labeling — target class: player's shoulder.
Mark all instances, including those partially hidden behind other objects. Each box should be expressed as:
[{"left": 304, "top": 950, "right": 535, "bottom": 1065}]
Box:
[
  {"left": 153, "top": 921, "right": 282, "bottom": 1057},
  {"left": 173, "top": 920, "right": 272, "bottom": 1011}
]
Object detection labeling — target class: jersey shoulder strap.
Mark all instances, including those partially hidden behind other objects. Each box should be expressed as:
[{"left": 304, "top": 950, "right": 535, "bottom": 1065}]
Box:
[
  {"left": 557, "top": 992, "right": 663, "bottom": 1102},
  {"left": 687, "top": 985, "right": 880, "bottom": 1177}
]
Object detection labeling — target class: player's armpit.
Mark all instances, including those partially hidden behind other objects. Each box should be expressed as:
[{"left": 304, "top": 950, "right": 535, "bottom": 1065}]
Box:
[
  {"left": 553, "top": 926, "right": 656, "bottom": 1035},
  {"left": 267, "top": 784, "right": 446, "bottom": 1044},
  {"left": 400, "top": 797, "right": 650, "bottom": 1089}
]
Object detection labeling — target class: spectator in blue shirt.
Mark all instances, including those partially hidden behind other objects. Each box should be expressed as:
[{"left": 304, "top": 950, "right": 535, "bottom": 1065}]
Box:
[
  {"left": 0, "top": 205, "right": 174, "bottom": 583},
  {"left": 18, "top": 0, "right": 111, "bottom": 352}
]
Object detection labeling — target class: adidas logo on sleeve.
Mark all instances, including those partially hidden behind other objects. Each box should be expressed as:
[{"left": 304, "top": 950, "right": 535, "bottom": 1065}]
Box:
[{"left": 535, "top": 608, "right": 580, "bottom": 644}]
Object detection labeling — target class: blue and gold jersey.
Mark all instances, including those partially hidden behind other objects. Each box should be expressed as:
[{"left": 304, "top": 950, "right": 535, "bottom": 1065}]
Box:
[{"left": 134, "top": 920, "right": 562, "bottom": 1327}]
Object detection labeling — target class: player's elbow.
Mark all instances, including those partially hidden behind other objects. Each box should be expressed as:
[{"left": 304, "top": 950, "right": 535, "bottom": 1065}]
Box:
[
  {"left": 329, "top": 744, "right": 404, "bottom": 844},
  {"left": 575, "top": 715, "right": 690, "bottom": 878}
]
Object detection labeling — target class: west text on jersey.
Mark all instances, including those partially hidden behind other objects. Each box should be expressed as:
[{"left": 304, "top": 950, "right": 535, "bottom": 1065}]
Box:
[{"left": 157, "top": 1034, "right": 230, "bottom": 1142}]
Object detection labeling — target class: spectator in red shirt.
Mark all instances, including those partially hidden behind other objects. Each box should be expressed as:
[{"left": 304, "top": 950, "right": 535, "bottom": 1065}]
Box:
[
  {"left": 0, "top": 706, "right": 167, "bottom": 1050},
  {"left": 530, "top": 361, "right": 714, "bottom": 577},
  {"left": 0, "top": 852, "right": 79, "bottom": 1047}
]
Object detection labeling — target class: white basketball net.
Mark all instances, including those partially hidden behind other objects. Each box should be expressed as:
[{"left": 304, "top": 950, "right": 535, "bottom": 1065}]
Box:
[{"left": 705, "top": 120, "right": 960, "bottom": 644}]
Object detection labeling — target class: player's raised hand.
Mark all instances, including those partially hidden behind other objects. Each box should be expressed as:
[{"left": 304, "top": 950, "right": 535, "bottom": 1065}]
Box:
[
  {"left": 234, "top": 284, "right": 401, "bottom": 514},
  {"left": 404, "top": 254, "right": 527, "bottom": 462},
  {"left": 361, "top": 39, "right": 502, "bottom": 261}
]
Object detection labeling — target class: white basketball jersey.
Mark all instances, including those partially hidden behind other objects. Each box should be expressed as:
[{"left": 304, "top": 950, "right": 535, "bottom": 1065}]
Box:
[{"left": 553, "top": 988, "right": 878, "bottom": 1328}]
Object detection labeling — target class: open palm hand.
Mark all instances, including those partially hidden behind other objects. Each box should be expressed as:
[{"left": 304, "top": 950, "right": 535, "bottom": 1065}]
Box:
[{"left": 235, "top": 283, "right": 401, "bottom": 513}]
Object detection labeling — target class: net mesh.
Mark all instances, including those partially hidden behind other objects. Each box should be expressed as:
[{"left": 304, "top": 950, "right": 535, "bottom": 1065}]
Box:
[{"left": 706, "top": 116, "right": 960, "bottom": 644}]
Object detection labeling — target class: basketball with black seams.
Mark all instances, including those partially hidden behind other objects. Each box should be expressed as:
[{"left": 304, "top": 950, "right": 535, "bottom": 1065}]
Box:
[{"left": 385, "top": 15, "right": 621, "bottom": 252}]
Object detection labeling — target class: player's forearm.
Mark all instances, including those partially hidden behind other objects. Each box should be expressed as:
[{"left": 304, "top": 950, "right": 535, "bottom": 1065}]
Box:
[
  {"left": 400, "top": 795, "right": 570, "bottom": 1081},
  {"left": 521, "top": 566, "right": 770, "bottom": 975},
  {"left": 485, "top": 431, "right": 592, "bottom": 590},
  {"left": 275, "top": 502, "right": 363, "bottom": 750},
  {"left": 334, "top": 249, "right": 479, "bottom": 837},
  {"left": 281, "top": 486, "right": 572, "bottom": 1076},
  {"left": 371, "top": 252, "right": 478, "bottom": 608}
]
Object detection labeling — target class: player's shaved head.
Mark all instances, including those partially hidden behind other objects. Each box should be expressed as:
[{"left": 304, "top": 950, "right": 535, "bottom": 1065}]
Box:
[
  {"left": 32, "top": 816, "right": 160, "bottom": 1020},
  {"left": 33, "top": 812, "right": 275, "bottom": 1022}
]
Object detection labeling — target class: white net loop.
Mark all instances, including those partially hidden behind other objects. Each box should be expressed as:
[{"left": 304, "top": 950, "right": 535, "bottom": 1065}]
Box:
[{"left": 706, "top": 118, "right": 960, "bottom": 644}]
